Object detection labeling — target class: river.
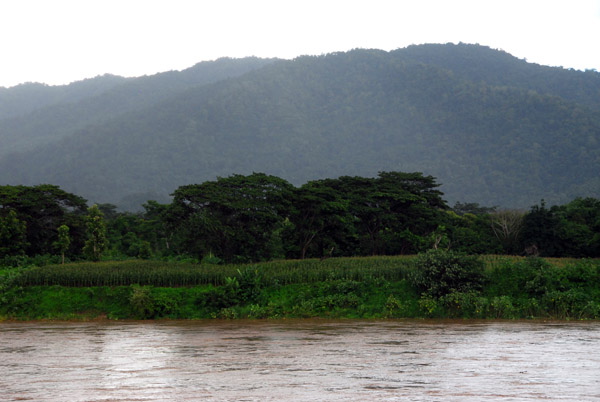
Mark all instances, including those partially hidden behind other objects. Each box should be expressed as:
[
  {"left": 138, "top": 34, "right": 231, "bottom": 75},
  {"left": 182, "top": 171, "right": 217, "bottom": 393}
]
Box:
[{"left": 1, "top": 320, "right": 599, "bottom": 401}]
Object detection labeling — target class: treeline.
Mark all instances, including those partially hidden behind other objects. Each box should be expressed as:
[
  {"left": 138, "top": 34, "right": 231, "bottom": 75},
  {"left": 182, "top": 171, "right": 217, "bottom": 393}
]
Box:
[{"left": 1, "top": 172, "right": 599, "bottom": 264}]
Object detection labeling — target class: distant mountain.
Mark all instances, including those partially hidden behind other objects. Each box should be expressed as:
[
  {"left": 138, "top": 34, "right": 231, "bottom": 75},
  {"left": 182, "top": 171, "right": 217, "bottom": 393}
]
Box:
[
  {"left": 0, "top": 44, "right": 598, "bottom": 209},
  {"left": 0, "top": 57, "right": 275, "bottom": 156},
  {"left": 0, "top": 74, "right": 130, "bottom": 120},
  {"left": 398, "top": 43, "right": 600, "bottom": 110}
]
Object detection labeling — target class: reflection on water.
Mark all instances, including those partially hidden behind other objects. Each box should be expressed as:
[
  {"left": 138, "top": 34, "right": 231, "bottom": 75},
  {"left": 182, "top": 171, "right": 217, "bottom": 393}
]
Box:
[{"left": 1, "top": 320, "right": 599, "bottom": 401}]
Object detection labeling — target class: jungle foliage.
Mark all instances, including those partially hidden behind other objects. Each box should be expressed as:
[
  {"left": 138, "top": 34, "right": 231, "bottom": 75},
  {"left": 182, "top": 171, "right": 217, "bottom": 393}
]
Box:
[{"left": 1, "top": 177, "right": 599, "bottom": 265}]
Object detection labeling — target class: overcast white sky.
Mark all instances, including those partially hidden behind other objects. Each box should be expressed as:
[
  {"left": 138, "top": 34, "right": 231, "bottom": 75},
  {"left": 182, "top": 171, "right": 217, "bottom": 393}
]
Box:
[{"left": 1, "top": 0, "right": 599, "bottom": 88}]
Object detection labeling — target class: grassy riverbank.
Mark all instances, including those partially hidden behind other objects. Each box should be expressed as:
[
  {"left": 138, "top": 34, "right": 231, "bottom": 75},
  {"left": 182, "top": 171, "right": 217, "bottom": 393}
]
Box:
[{"left": 1, "top": 254, "right": 599, "bottom": 320}]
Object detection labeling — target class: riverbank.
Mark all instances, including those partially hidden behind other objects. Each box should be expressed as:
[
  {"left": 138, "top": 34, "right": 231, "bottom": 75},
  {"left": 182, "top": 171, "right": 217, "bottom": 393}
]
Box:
[{"left": 1, "top": 254, "right": 599, "bottom": 320}]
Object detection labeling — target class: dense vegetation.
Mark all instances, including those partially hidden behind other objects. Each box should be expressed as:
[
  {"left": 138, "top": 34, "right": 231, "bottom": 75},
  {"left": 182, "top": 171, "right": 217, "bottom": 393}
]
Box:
[
  {"left": 2, "top": 176, "right": 599, "bottom": 266},
  {"left": 1, "top": 44, "right": 599, "bottom": 208},
  {"left": 1, "top": 176, "right": 598, "bottom": 321},
  {"left": 1, "top": 254, "right": 598, "bottom": 320}
]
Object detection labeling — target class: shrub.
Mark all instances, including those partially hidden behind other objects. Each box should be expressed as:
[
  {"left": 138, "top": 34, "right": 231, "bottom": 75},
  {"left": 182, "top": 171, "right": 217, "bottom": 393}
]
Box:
[
  {"left": 384, "top": 295, "right": 403, "bottom": 318},
  {"left": 418, "top": 296, "right": 440, "bottom": 317},
  {"left": 409, "top": 249, "right": 485, "bottom": 298},
  {"left": 441, "top": 291, "right": 487, "bottom": 318},
  {"left": 489, "top": 296, "right": 516, "bottom": 318},
  {"left": 0, "top": 268, "right": 24, "bottom": 310},
  {"left": 196, "top": 278, "right": 241, "bottom": 310},
  {"left": 236, "top": 267, "right": 264, "bottom": 303},
  {"left": 129, "top": 285, "right": 155, "bottom": 318}
]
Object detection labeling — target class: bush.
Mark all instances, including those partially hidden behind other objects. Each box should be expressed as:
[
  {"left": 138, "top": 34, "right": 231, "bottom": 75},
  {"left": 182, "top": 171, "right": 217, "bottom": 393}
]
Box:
[
  {"left": 196, "top": 278, "right": 241, "bottom": 310},
  {"left": 129, "top": 285, "right": 155, "bottom": 318},
  {"left": 409, "top": 249, "right": 485, "bottom": 298}
]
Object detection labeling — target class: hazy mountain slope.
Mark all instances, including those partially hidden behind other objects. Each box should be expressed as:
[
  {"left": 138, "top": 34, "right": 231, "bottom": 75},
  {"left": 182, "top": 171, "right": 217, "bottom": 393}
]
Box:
[
  {"left": 0, "top": 57, "right": 276, "bottom": 156},
  {"left": 0, "top": 45, "right": 598, "bottom": 209},
  {"left": 396, "top": 43, "right": 600, "bottom": 111},
  {"left": 0, "top": 74, "right": 130, "bottom": 120}
]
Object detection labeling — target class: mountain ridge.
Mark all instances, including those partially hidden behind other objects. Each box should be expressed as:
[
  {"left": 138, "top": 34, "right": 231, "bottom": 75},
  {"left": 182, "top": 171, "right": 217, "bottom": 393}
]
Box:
[{"left": 0, "top": 44, "right": 598, "bottom": 210}]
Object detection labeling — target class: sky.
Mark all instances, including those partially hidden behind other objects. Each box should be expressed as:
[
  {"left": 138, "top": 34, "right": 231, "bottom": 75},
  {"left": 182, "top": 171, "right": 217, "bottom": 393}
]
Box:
[{"left": 1, "top": 0, "right": 599, "bottom": 88}]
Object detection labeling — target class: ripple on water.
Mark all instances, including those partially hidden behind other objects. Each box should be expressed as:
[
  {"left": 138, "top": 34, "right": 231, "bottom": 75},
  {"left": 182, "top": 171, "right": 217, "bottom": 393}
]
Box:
[{"left": 1, "top": 320, "right": 599, "bottom": 401}]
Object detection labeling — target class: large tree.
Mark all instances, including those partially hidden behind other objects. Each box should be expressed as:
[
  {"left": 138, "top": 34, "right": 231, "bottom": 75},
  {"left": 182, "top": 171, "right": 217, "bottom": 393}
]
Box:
[
  {"left": 0, "top": 184, "right": 87, "bottom": 256},
  {"left": 287, "top": 180, "right": 353, "bottom": 259},
  {"left": 169, "top": 173, "right": 294, "bottom": 262},
  {"left": 286, "top": 172, "right": 448, "bottom": 258},
  {"left": 0, "top": 210, "right": 28, "bottom": 257},
  {"left": 317, "top": 172, "right": 448, "bottom": 255},
  {"left": 520, "top": 198, "right": 600, "bottom": 257}
]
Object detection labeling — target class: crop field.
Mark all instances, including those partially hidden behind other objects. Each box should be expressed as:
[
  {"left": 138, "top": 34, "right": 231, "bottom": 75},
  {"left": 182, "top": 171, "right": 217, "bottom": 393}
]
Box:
[
  {"left": 15, "top": 256, "right": 416, "bottom": 287},
  {"left": 14, "top": 254, "right": 597, "bottom": 288},
  {"left": 2, "top": 254, "right": 600, "bottom": 320}
]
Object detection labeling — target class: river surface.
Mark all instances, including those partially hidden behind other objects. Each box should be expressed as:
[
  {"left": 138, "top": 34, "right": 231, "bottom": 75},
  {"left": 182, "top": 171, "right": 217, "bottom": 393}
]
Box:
[{"left": 1, "top": 320, "right": 599, "bottom": 401}]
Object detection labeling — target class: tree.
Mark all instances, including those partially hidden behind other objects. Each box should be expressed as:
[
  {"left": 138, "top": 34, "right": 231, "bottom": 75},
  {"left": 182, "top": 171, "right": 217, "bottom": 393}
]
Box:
[
  {"left": 519, "top": 200, "right": 561, "bottom": 256},
  {"left": 555, "top": 197, "right": 600, "bottom": 257},
  {"left": 287, "top": 181, "right": 352, "bottom": 259},
  {"left": 83, "top": 205, "right": 108, "bottom": 261},
  {"left": 452, "top": 201, "right": 496, "bottom": 216},
  {"left": 490, "top": 209, "right": 525, "bottom": 254},
  {"left": 142, "top": 200, "right": 173, "bottom": 254},
  {"left": 169, "top": 173, "right": 294, "bottom": 262},
  {"left": 0, "top": 210, "right": 28, "bottom": 257},
  {"left": 0, "top": 184, "right": 87, "bottom": 256},
  {"left": 519, "top": 198, "right": 600, "bottom": 258},
  {"left": 283, "top": 171, "right": 448, "bottom": 258},
  {"left": 442, "top": 210, "right": 502, "bottom": 254},
  {"left": 54, "top": 224, "right": 70, "bottom": 264},
  {"left": 373, "top": 172, "right": 447, "bottom": 254}
]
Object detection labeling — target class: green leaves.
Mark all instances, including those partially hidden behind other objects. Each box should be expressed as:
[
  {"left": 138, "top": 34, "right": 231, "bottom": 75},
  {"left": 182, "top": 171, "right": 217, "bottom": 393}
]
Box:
[
  {"left": 170, "top": 173, "right": 294, "bottom": 262},
  {"left": 409, "top": 249, "right": 485, "bottom": 298},
  {"left": 83, "top": 205, "right": 108, "bottom": 262},
  {"left": 0, "top": 184, "right": 87, "bottom": 256},
  {"left": 54, "top": 225, "right": 70, "bottom": 264},
  {"left": 0, "top": 210, "right": 28, "bottom": 257}
]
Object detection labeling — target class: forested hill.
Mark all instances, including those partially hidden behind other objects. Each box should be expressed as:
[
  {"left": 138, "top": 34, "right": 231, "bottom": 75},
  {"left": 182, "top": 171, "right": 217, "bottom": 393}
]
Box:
[
  {"left": 0, "top": 43, "right": 599, "bottom": 209},
  {"left": 0, "top": 57, "right": 275, "bottom": 156},
  {"left": 398, "top": 44, "right": 600, "bottom": 110}
]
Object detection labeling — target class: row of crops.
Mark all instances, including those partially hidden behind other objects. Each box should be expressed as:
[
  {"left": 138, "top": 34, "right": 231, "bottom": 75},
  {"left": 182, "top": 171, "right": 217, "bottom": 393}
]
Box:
[
  {"left": 15, "top": 254, "right": 590, "bottom": 289},
  {"left": 15, "top": 256, "right": 416, "bottom": 287}
]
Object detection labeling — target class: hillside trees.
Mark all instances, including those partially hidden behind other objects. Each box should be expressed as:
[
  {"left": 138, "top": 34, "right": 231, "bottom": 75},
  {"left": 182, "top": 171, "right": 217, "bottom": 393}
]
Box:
[{"left": 1, "top": 45, "right": 599, "bottom": 209}]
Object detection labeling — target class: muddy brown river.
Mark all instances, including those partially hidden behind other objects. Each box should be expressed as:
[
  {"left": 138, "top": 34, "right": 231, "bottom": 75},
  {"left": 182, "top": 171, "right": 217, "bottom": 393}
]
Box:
[{"left": 1, "top": 320, "right": 599, "bottom": 401}]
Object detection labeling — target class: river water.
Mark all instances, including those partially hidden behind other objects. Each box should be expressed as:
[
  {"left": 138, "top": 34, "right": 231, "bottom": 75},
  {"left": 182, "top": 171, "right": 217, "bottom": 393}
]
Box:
[{"left": 1, "top": 320, "right": 599, "bottom": 401}]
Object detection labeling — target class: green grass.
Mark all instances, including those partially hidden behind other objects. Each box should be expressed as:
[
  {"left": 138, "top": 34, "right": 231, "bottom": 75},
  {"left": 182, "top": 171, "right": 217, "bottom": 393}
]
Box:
[{"left": 2, "top": 255, "right": 599, "bottom": 321}]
